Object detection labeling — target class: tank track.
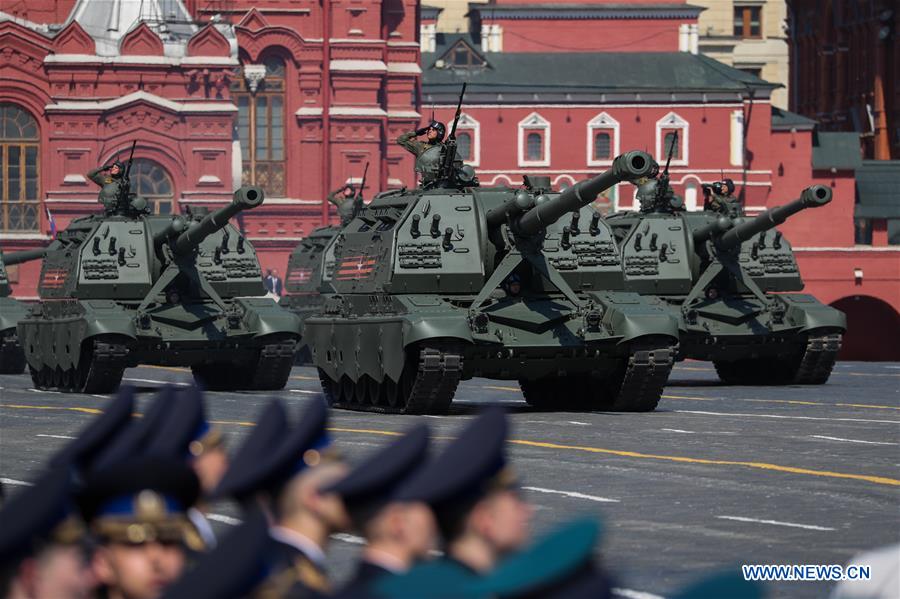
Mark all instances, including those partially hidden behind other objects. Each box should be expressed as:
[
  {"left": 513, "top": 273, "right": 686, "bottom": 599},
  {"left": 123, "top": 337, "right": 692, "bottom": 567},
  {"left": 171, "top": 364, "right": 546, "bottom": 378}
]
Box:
[
  {"left": 602, "top": 345, "right": 675, "bottom": 411},
  {"left": 519, "top": 344, "right": 675, "bottom": 412},
  {"left": 30, "top": 337, "right": 129, "bottom": 394},
  {"left": 192, "top": 339, "right": 296, "bottom": 391},
  {"left": 320, "top": 345, "right": 462, "bottom": 415},
  {"left": 792, "top": 333, "right": 842, "bottom": 385},
  {"left": 0, "top": 329, "right": 26, "bottom": 375},
  {"left": 249, "top": 340, "right": 296, "bottom": 390},
  {"left": 714, "top": 332, "right": 842, "bottom": 386}
]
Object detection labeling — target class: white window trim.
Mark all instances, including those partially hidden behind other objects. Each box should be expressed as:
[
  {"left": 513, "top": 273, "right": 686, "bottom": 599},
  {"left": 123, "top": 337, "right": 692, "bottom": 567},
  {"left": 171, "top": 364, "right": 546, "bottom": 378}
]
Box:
[
  {"left": 655, "top": 111, "right": 689, "bottom": 166},
  {"left": 455, "top": 113, "right": 480, "bottom": 167},
  {"left": 586, "top": 112, "right": 620, "bottom": 167},
  {"left": 518, "top": 112, "right": 551, "bottom": 168}
]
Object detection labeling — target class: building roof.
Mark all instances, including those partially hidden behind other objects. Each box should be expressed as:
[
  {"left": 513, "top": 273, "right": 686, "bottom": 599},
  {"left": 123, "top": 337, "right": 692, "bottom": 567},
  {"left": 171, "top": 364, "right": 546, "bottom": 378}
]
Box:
[
  {"left": 69, "top": 0, "right": 198, "bottom": 56},
  {"left": 423, "top": 47, "right": 778, "bottom": 102},
  {"left": 422, "top": 5, "right": 445, "bottom": 20},
  {"left": 467, "top": 3, "right": 705, "bottom": 20},
  {"left": 771, "top": 106, "right": 816, "bottom": 131},
  {"left": 812, "top": 132, "right": 863, "bottom": 171},
  {"left": 855, "top": 161, "right": 900, "bottom": 219}
]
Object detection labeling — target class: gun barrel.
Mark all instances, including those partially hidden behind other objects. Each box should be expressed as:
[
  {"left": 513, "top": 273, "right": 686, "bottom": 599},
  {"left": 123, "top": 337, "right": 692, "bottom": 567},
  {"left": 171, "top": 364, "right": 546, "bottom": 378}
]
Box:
[
  {"left": 717, "top": 185, "right": 831, "bottom": 250},
  {"left": 692, "top": 216, "right": 733, "bottom": 245},
  {"left": 173, "top": 186, "right": 264, "bottom": 255},
  {"left": 153, "top": 216, "right": 187, "bottom": 249},
  {"left": 514, "top": 151, "right": 656, "bottom": 236},
  {"left": 2, "top": 248, "right": 46, "bottom": 266}
]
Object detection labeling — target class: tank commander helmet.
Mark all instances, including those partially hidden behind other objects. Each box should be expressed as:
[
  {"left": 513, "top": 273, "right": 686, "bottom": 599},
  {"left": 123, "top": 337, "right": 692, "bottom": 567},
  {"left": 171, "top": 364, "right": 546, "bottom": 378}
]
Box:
[
  {"left": 108, "top": 160, "right": 125, "bottom": 178},
  {"left": 427, "top": 120, "right": 446, "bottom": 142}
]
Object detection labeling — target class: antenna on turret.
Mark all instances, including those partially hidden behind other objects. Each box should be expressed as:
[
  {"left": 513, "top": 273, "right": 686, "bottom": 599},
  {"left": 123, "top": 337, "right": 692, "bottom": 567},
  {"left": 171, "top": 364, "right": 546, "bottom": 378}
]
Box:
[
  {"left": 435, "top": 83, "right": 467, "bottom": 187},
  {"left": 654, "top": 130, "right": 677, "bottom": 209},
  {"left": 352, "top": 162, "right": 369, "bottom": 220}
]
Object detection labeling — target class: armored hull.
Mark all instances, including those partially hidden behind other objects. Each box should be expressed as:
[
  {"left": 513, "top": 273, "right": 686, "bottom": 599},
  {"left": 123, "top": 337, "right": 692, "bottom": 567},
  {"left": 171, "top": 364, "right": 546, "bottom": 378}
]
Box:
[
  {"left": 305, "top": 152, "right": 681, "bottom": 414},
  {"left": 18, "top": 187, "right": 301, "bottom": 393},
  {"left": 279, "top": 224, "right": 341, "bottom": 363},
  {"left": 605, "top": 186, "right": 846, "bottom": 385},
  {"left": 0, "top": 248, "right": 46, "bottom": 374}
]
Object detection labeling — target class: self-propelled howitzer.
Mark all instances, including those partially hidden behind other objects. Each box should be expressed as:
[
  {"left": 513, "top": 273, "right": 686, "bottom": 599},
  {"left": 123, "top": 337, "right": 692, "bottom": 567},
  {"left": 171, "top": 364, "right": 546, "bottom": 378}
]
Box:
[
  {"left": 605, "top": 183, "right": 845, "bottom": 385},
  {"left": 18, "top": 186, "right": 301, "bottom": 393},
  {"left": 0, "top": 248, "right": 46, "bottom": 374},
  {"left": 304, "top": 151, "right": 680, "bottom": 414}
]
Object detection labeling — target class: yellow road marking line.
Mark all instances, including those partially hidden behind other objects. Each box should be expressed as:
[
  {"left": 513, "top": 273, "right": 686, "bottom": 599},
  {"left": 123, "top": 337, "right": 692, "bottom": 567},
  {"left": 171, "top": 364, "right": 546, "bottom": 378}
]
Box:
[
  {"left": 4, "top": 404, "right": 897, "bottom": 487},
  {"left": 2, "top": 404, "right": 103, "bottom": 415},
  {"left": 143, "top": 365, "right": 190, "bottom": 372},
  {"left": 841, "top": 372, "right": 900, "bottom": 378},
  {"left": 673, "top": 366, "right": 712, "bottom": 372},
  {"left": 506, "top": 439, "right": 900, "bottom": 487},
  {"left": 662, "top": 394, "right": 717, "bottom": 401}
]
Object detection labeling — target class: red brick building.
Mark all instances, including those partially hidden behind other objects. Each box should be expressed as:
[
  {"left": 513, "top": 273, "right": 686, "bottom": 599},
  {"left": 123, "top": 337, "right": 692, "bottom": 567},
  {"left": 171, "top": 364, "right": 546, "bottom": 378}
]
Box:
[
  {"left": 0, "top": 0, "right": 421, "bottom": 294},
  {"left": 419, "top": 1, "right": 899, "bottom": 358},
  {"left": 1, "top": 0, "right": 897, "bottom": 358}
]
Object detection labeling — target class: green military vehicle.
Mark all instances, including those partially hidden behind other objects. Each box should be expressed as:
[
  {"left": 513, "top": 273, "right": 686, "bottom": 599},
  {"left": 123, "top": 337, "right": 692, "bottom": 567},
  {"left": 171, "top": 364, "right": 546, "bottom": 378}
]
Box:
[
  {"left": 17, "top": 162, "right": 300, "bottom": 393},
  {"left": 280, "top": 174, "right": 368, "bottom": 363},
  {"left": 0, "top": 248, "right": 46, "bottom": 373},
  {"left": 305, "top": 110, "right": 681, "bottom": 413},
  {"left": 604, "top": 157, "right": 846, "bottom": 385}
]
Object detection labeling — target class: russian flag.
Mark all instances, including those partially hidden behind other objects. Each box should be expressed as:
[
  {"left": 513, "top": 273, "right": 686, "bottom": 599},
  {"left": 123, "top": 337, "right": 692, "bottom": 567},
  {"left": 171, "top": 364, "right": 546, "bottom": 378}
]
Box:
[{"left": 46, "top": 206, "right": 56, "bottom": 239}]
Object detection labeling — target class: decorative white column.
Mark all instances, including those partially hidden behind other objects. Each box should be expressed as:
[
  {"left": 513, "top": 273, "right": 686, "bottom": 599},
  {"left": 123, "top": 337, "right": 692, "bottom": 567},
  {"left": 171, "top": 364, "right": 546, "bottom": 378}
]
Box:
[
  {"left": 730, "top": 110, "right": 745, "bottom": 167},
  {"left": 689, "top": 24, "right": 699, "bottom": 55},
  {"left": 679, "top": 24, "right": 689, "bottom": 52}
]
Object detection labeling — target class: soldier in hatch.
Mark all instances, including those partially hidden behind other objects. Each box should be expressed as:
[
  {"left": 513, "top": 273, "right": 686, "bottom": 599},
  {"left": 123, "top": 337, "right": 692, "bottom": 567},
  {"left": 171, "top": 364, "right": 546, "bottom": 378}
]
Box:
[
  {"left": 703, "top": 178, "right": 743, "bottom": 218},
  {"left": 396, "top": 121, "right": 446, "bottom": 186},
  {"left": 87, "top": 161, "right": 125, "bottom": 211},
  {"left": 327, "top": 184, "right": 358, "bottom": 226}
]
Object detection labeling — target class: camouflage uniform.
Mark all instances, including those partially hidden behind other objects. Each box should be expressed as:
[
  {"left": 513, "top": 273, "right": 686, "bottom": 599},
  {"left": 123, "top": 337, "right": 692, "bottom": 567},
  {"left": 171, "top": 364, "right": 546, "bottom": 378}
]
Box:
[
  {"left": 397, "top": 131, "right": 443, "bottom": 185},
  {"left": 327, "top": 188, "right": 357, "bottom": 225},
  {"left": 86, "top": 166, "right": 121, "bottom": 211}
]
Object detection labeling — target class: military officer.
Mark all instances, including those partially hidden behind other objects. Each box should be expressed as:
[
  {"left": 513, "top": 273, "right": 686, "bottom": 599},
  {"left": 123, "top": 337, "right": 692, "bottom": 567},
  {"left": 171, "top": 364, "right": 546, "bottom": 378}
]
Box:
[
  {"left": 77, "top": 456, "right": 203, "bottom": 599},
  {"left": 143, "top": 385, "right": 229, "bottom": 549},
  {"left": 326, "top": 424, "right": 438, "bottom": 599},
  {"left": 0, "top": 468, "right": 94, "bottom": 599},
  {"left": 396, "top": 120, "right": 446, "bottom": 186},
  {"left": 392, "top": 408, "right": 533, "bottom": 575},
  {"left": 327, "top": 184, "right": 358, "bottom": 225},
  {"left": 212, "top": 398, "right": 350, "bottom": 598},
  {"left": 87, "top": 161, "right": 126, "bottom": 211}
]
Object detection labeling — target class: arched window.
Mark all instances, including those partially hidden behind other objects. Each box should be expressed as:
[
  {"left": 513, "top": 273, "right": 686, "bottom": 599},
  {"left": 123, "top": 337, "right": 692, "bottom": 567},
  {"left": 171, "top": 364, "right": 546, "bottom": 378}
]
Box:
[
  {"left": 518, "top": 112, "right": 550, "bottom": 167},
  {"left": 594, "top": 133, "right": 611, "bottom": 161},
  {"left": 132, "top": 158, "right": 174, "bottom": 214},
  {"left": 526, "top": 133, "right": 543, "bottom": 161},
  {"left": 457, "top": 132, "right": 472, "bottom": 161},
  {"left": 663, "top": 131, "right": 681, "bottom": 160},
  {"left": 0, "top": 103, "right": 40, "bottom": 231},
  {"left": 232, "top": 54, "right": 286, "bottom": 196}
]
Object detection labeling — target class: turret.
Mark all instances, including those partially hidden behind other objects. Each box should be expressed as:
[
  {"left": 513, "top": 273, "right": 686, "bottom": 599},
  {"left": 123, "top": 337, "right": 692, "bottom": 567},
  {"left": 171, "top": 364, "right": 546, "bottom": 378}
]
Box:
[
  {"left": 153, "top": 216, "right": 187, "bottom": 251},
  {"left": 1, "top": 248, "right": 47, "bottom": 266},
  {"left": 173, "top": 186, "right": 264, "bottom": 255},
  {"left": 716, "top": 185, "right": 831, "bottom": 250},
  {"left": 494, "top": 151, "right": 656, "bottom": 236},
  {"left": 691, "top": 216, "right": 733, "bottom": 245}
]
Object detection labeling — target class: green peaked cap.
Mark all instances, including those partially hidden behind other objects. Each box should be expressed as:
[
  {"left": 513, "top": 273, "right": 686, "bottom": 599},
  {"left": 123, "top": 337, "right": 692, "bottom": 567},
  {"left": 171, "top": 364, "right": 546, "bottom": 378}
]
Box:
[{"left": 468, "top": 517, "right": 603, "bottom": 596}]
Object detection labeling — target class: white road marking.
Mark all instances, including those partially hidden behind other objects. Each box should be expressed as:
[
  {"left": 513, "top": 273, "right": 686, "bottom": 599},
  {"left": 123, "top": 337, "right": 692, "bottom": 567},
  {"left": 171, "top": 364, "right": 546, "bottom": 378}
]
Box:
[
  {"left": 288, "top": 389, "right": 321, "bottom": 395},
  {"left": 716, "top": 515, "right": 835, "bottom": 531},
  {"left": 0, "top": 478, "right": 32, "bottom": 486},
  {"left": 123, "top": 378, "right": 190, "bottom": 386},
  {"left": 91, "top": 395, "right": 108, "bottom": 399},
  {"left": 567, "top": 421, "right": 591, "bottom": 426},
  {"left": 810, "top": 435, "right": 899, "bottom": 446},
  {"left": 613, "top": 588, "right": 666, "bottom": 599},
  {"left": 522, "top": 420, "right": 591, "bottom": 427},
  {"left": 28, "top": 388, "right": 61, "bottom": 394},
  {"left": 207, "top": 513, "right": 242, "bottom": 526},
  {"left": 36, "top": 434, "right": 76, "bottom": 439},
  {"left": 674, "top": 410, "right": 900, "bottom": 425},
  {"left": 523, "top": 486, "right": 619, "bottom": 503},
  {"left": 661, "top": 428, "right": 695, "bottom": 434}
]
